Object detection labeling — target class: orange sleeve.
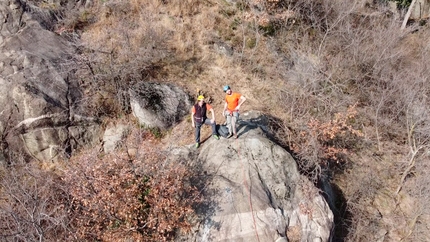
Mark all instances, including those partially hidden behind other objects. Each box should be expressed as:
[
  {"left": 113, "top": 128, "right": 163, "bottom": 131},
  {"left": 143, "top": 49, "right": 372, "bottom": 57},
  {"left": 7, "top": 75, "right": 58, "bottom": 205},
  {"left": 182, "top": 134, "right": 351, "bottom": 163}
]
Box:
[
  {"left": 206, "top": 104, "right": 213, "bottom": 110},
  {"left": 191, "top": 106, "right": 195, "bottom": 114}
]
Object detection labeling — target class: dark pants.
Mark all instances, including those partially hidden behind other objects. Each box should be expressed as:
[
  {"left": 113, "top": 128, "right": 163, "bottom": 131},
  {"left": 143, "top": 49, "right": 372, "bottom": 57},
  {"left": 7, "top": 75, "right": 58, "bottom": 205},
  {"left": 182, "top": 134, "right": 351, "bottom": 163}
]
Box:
[{"left": 195, "top": 119, "right": 217, "bottom": 143}]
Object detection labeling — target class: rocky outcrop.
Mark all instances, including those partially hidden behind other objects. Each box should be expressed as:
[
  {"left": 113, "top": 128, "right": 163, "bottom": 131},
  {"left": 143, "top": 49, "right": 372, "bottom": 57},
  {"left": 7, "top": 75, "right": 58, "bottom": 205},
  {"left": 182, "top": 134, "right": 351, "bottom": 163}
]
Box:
[
  {"left": 172, "top": 120, "right": 333, "bottom": 241},
  {"left": 129, "top": 82, "right": 192, "bottom": 129},
  {"left": 0, "top": 0, "right": 100, "bottom": 161},
  {"left": 0, "top": 0, "right": 193, "bottom": 161},
  {"left": 410, "top": 0, "right": 430, "bottom": 19},
  {"left": 102, "top": 122, "right": 130, "bottom": 153}
]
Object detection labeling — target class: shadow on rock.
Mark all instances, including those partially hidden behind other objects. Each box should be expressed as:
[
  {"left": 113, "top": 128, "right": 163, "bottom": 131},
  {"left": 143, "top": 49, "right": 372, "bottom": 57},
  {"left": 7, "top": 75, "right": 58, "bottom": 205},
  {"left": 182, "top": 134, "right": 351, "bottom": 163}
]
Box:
[{"left": 318, "top": 177, "right": 352, "bottom": 242}]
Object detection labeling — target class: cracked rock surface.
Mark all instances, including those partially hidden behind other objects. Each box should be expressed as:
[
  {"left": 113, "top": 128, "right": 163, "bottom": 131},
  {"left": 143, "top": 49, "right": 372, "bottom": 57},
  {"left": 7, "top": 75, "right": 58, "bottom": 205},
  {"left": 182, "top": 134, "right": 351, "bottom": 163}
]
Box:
[{"left": 0, "top": 0, "right": 100, "bottom": 162}]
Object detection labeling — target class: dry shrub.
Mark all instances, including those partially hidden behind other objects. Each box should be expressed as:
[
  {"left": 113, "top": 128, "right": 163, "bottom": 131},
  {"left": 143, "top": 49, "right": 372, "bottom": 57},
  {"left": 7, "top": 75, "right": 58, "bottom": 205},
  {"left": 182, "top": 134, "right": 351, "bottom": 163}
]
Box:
[
  {"left": 328, "top": 151, "right": 389, "bottom": 241},
  {"left": 242, "top": 0, "right": 298, "bottom": 29},
  {"left": 75, "top": 0, "right": 173, "bottom": 116},
  {"left": 159, "top": 0, "right": 203, "bottom": 16},
  {"left": 0, "top": 161, "right": 71, "bottom": 241},
  {"left": 143, "top": 161, "right": 200, "bottom": 240},
  {"left": 70, "top": 0, "right": 230, "bottom": 122},
  {"left": 402, "top": 160, "right": 430, "bottom": 241},
  {"left": 289, "top": 103, "right": 363, "bottom": 178},
  {"left": 62, "top": 135, "right": 200, "bottom": 241}
]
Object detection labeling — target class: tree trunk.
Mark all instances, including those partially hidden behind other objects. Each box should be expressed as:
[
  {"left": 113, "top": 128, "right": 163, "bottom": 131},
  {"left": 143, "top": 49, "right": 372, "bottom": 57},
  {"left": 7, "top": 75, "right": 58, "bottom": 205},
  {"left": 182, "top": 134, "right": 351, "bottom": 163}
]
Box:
[{"left": 401, "top": 0, "right": 418, "bottom": 29}]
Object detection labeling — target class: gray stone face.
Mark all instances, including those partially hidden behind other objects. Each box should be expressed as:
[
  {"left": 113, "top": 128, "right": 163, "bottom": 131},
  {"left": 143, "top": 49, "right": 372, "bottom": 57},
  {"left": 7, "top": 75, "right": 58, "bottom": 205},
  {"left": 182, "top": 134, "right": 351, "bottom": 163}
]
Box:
[
  {"left": 129, "top": 82, "right": 192, "bottom": 129},
  {"left": 0, "top": 1, "right": 100, "bottom": 161},
  {"left": 173, "top": 122, "right": 333, "bottom": 241},
  {"left": 214, "top": 41, "right": 233, "bottom": 56},
  {"left": 410, "top": 0, "right": 430, "bottom": 19},
  {"left": 102, "top": 123, "right": 130, "bottom": 153}
]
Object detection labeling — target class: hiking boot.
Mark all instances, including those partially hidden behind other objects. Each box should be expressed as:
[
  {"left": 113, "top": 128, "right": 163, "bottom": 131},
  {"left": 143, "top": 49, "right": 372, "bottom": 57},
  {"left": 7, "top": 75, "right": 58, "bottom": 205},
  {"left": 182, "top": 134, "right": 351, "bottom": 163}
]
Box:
[
  {"left": 213, "top": 134, "right": 220, "bottom": 140},
  {"left": 195, "top": 142, "right": 200, "bottom": 148},
  {"left": 227, "top": 133, "right": 232, "bottom": 139}
]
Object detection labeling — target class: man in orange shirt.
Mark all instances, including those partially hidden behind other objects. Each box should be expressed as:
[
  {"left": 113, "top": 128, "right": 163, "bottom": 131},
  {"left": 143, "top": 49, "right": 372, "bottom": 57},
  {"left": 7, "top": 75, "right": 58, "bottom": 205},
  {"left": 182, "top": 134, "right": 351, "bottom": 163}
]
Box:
[
  {"left": 222, "top": 85, "right": 246, "bottom": 139},
  {"left": 191, "top": 95, "right": 220, "bottom": 148}
]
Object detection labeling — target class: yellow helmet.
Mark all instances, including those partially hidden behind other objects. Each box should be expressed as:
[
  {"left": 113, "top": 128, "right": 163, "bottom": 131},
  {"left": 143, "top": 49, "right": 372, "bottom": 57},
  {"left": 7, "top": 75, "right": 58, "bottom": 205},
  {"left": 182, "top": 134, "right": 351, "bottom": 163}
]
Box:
[{"left": 197, "top": 95, "right": 205, "bottom": 101}]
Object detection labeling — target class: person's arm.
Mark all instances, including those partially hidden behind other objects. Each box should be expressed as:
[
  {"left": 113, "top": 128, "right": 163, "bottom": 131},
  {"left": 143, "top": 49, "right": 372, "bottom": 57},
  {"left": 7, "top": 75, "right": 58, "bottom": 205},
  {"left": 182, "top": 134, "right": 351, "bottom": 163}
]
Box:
[
  {"left": 209, "top": 107, "right": 216, "bottom": 123},
  {"left": 223, "top": 102, "right": 228, "bottom": 116},
  {"left": 236, "top": 96, "right": 246, "bottom": 110},
  {"left": 191, "top": 109, "right": 195, "bottom": 128}
]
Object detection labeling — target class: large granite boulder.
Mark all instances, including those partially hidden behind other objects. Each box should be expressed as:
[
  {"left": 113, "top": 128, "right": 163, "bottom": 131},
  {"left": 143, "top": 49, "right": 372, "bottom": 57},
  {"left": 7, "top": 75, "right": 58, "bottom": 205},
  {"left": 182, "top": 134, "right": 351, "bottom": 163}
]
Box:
[
  {"left": 0, "top": 0, "right": 100, "bottom": 162},
  {"left": 410, "top": 0, "right": 430, "bottom": 20},
  {"left": 171, "top": 121, "right": 333, "bottom": 241},
  {"left": 129, "top": 82, "right": 192, "bottom": 129}
]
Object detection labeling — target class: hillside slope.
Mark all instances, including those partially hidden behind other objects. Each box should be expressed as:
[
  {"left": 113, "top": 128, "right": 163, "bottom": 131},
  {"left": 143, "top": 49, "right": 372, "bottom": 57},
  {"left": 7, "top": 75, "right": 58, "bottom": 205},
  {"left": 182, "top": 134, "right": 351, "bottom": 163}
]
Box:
[{"left": 1, "top": 0, "right": 429, "bottom": 241}]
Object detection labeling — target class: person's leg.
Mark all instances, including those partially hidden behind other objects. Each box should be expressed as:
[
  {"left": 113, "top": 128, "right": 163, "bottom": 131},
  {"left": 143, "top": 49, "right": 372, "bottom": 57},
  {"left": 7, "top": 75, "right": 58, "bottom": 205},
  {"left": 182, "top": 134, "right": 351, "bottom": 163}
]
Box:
[
  {"left": 225, "top": 111, "right": 232, "bottom": 135},
  {"left": 195, "top": 123, "right": 202, "bottom": 143},
  {"left": 204, "top": 119, "right": 219, "bottom": 139},
  {"left": 232, "top": 111, "right": 239, "bottom": 138},
  {"left": 204, "top": 119, "right": 217, "bottom": 135}
]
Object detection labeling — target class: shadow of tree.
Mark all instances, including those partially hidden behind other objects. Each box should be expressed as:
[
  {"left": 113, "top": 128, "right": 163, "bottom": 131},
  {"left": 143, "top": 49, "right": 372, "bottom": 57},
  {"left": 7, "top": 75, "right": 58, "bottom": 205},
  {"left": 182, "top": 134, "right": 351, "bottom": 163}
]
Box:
[
  {"left": 187, "top": 151, "right": 222, "bottom": 240},
  {"left": 318, "top": 177, "right": 352, "bottom": 242}
]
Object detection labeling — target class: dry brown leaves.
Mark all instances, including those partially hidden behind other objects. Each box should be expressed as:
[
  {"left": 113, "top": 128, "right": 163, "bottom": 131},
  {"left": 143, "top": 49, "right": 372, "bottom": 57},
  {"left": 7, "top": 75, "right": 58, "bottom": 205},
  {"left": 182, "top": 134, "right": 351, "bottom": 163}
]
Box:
[{"left": 62, "top": 130, "right": 201, "bottom": 241}]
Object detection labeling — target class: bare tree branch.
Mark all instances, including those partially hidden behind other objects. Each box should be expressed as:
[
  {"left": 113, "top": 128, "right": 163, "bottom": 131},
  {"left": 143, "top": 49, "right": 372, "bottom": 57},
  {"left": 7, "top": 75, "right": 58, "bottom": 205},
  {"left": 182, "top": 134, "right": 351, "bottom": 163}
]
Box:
[{"left": 401, "top": 0, "right": 417, "bottom": 30}]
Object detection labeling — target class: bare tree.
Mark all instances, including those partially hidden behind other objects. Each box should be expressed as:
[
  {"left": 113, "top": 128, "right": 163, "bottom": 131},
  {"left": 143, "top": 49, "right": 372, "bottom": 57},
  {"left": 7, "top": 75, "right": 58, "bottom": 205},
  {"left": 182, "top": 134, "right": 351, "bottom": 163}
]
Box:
[
  {"left": 401, "top": 0, "right": 417, "bottom": 29},
  {"left": 0, "top": 160, "right": 72, "bottom": 241}
]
